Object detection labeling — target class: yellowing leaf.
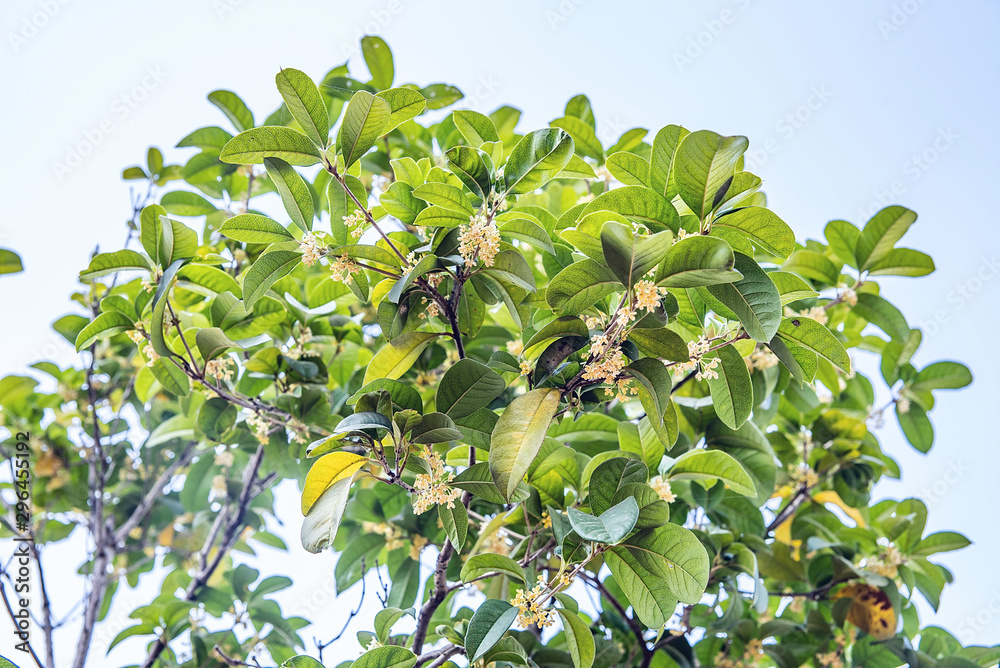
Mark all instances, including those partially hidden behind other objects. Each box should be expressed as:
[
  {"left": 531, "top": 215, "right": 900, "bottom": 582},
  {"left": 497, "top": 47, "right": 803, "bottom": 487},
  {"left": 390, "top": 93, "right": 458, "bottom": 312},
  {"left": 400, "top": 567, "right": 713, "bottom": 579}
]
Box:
[
  {"left": 363, "top": 332, "right": 441, "bottom": 385},
  {"left": 835, "top": 583, "right": 896, "bottom": 640},
  {"left": 813, "top": 490, "right": 866, "bottom": 528},
  {"left": 489, "top": 388, "right": 562, "bottom": 501},
  {"left": 301, "top": 452, "right": 367, "bottom": 515}
]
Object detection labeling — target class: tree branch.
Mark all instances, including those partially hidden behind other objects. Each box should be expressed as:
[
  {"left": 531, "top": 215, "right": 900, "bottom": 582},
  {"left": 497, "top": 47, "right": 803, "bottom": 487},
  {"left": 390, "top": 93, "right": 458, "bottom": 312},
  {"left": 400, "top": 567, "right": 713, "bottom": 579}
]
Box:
[{"left": 112, "top": 441, "right": 197, "bottom": 545}]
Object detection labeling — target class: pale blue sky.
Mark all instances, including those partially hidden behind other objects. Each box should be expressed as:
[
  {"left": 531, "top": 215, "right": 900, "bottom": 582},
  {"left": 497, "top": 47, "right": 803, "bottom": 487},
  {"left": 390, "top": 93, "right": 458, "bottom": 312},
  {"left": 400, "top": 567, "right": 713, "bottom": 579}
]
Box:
[{"left": 2, "top": 0, "right": 999, "bottom": 663}]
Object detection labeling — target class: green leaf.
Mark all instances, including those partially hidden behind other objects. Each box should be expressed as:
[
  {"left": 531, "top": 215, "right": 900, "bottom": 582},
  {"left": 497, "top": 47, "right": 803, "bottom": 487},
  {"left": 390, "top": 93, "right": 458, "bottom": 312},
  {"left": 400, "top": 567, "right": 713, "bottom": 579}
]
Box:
[
  {"left": 551, "top": 115, "right": 603, "bottom": 161},
  {"left": 242, "top": 248, "right": 302, "bottom": 309},
  {"left": 75, "top": 311, "right": 134, "bottom": 351},
  {"left": 770, "top": 271, "right": 819, "bottom": 304},
  {"left": 668, "top": 449, "right": 756, "bottom": 496},
  {"left": 79, "top": 250, "right": 153, "bottom": 279},
  {"left": 624, "top": 358, "right": 673, "bottom": 430},
  {"left": 896, "top": 403, "right": 933, "bottom": 453},
  {"left": 546, "top": 259, "right": 621, "bottom": 316},
  {"left": 220, "top": 126, "right": 322, "bottom": 166},
  {"left": 712, "top": 207, "right": 795, "bottom": 258},
  {"left": 569, "top": 497, "right": 639, "bottom": 544},
  {"left": 332, "top": 412, "right": 393, "bottom": 437},
  {"left": 674, "top": 130, "right": 748, "bottom": 220},
  {"left": 461, "top": 553, "right": 526, "bottom": 584},
  {"left": 455, "top": 409, "right": 500, "bottom": 450},
  {"left": 856, "top": 205, "right": 917, "bottom": 271},
  {"left": 910, "top": 361, "right": 972, "bottom": 391},
  {"left": 348, "top": 379, "right": 423, "bottom": 414},
  {"left": 149, "top": 358, "right": 190, "bottom": 397},
  {"left": 581, "top": 186, "right": 679, "bottom": 233},
  {"left": 556, "top": 609, "right": 596, "bottom": 668},
  {"left": 628, "top": 328, "right": 689, "bottom": 362},
  {"left": 160, "top": 190, "right": 216, "bottom": 216},
  {"left": 489, "top": 388, "right": 562, "bottom": 501},
  {"left": 361, "top": 35, "right": 394, "bottom": 89},
  {"left": 197, "top": 397, "right": 237, "bottom": 441},
  {"left": 177, "top": 264, "right": 242, "bottom": 297},
  {"left": 705, "top": 344, "right": 753, "bottom": 430},
  {"left": 412, "top": 182, "right": 475, "bottom": 215},
  {"left": 149, "top": 260, "right": 185, "bottom": 357},
  {"left": 910, "top": 531, "right": 971, "bottom": 558},
  {"left": 454, "top": 109, "right": 499, "bottom": 146},
  {"left": 437, "top": 358, "right": 505, "bottom": 419},
  {"left": 195, "top": 327, "right": 241, "bottom": 361},
  {"left": 276, "top": 68, "right": 329, "bottom": 147},
  {"left": 606, "top": 522, "right": 709, "bottom": 624},
  {"left": 387, "top": 254, "right": 437, "bottom": 303},
  {"left": 707, "top": 252, "right": 781, "bottom": 342},
  {"left": 264, "top": 158, "right": 315, "bottom": 231},
  {"left": 373, "top": 608, "right": 411, "bottom": 644},
  {"left": 466, "top": 599, "right": 519, "bottom": 662},
  {"left": 376, "top": 87, "right": 427, "bottom": 131},
  {"left": 419, "top": 83, "right": 463, "bottom": 110},
  {"left": 363, "top": 332, "right": 440, "bottom": 384},
  {"left": 605, "top": 151, "right": 650, "bottom": 187},
  {"left": 777, "top": 316, "right": 852, "bottom": 374},
  {"left": 649, "top": 125, "right": 689, "bottom": 199},
  {"left": 589, "top": 457, "right": 648, "bottom": 515},
  {"left": 338, "top": 91, "right": 391, "bottom": 168},
  {"left": 219, "top": 214, "right": 294, "bottom": 244},
  {"left": 445, "top": 145, "right": 494, "bottom": 199},
  {"left": 781, "top": 249, "right": 840, "bottom": 285},
  {"left": 866, "top": 247, "right": 935, "bottom": 277},
  {"left": 176, "top": 126, "right": 233, "bottom": 150},
  {"left": 439, "top": 502, "right": 468, "bottom": 552},
  {"left": 349, "top": 646, "right": 416, "bottom": 668},
  {"left": 852, "top": 292, "right": 910, "bottom": 341},
  {"left": 504, "top": 128, "right": 575, "bottom": 195},
  {"left": 498, "top": 217, "right": 556, "bottom": 255},
  {"left": 208, "top": 90, "right": 254, "bottom": 131},
  {"left": 601, "top": 222, "right": 673, "bottom": 287},
  {"left": 410, "top": 412, "right": 462, "bottom": 444},
  {"left": 654, "top": 235, "right": 740, "bottom": 288}
]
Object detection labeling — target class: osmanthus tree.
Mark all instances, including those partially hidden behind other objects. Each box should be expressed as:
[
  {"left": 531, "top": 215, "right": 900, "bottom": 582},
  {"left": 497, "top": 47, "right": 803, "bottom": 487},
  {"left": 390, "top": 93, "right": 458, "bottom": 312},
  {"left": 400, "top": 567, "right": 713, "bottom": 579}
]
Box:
[{"left": 0, "top": 36, "right": 994, "bottom": 668}]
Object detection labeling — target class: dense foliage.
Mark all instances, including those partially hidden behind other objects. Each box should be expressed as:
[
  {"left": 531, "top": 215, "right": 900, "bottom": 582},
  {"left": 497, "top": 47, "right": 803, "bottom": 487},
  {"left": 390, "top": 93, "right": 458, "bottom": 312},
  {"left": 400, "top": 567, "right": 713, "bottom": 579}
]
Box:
[{"left": 0, "top": 36, "right": 993, "bottom": 668}]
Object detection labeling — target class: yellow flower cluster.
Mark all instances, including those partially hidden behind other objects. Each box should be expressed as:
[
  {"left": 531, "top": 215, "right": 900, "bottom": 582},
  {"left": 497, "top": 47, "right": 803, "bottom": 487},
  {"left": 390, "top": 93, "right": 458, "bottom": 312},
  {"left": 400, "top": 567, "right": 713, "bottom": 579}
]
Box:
[
  {"left": 425, "top": 272, "right": 444, "bottom": 288},
  {"left": 409, "top": 535, "right": 428, "bottom": 560},
  {"left": 511, "top": 575, "right": 556, "bottom": 629},
  {"left": 126, "top": 329, "right": 145, "bottom": 345},
  {"left": 583, "top": 344, "right": 626, "bottom": 385},
  {"left": 748, "top": 348, "right": 779, "bottom": 371},
  {"left": 650, "top": 476, "right": 676, "bottom": 503},
  {"left": 506, "top": 339, "right": 524, "bottom": 356},
  {"left": 205, "top": 357, "right": 234, "bottom": 382},
  {"left": 214, "top": 450, "right": 235, "bottom": 468},
  {"left": 519, "top": 360, "right": 533, "bottom": 376},
  {"left": 286, "top": 327, "right": 315, "bottom": 360},
  {"left": 896, "top": 396, "right": 911, "bottom": 414},
  {"left": 604, "top": 378, "right": 638, "bottom": 402},
  {"left": 246, "top": 413, "right": 270, "bottom": 445},
  {"left": 674, "top": 229, "right": 694, "bottom": 243},
  {"left": 838, "top": 284, "right": 858, "bottom": 306},
  {"left": 539, "top": 511, "right": 552, "bottom": 529},
  {"left": 210, "top": 474, "right": 228, "bottom": 497},
  {"left": 142, "top": 343, "right": 160, "bottom": 367},
  {"left": 789, "top": 463, "right": 820, "bottom": 489},
  {"left": 634, "top": 279, "right": 667, "bottom": 312},
  {"left": 343, "top": 211, "right": 366, "bottom": 239},
  {"left": 673, "top": 336, "right": 720, "bottom": 380},
  {"left": 362, "top": 522, "right": 407, "bottom": 551},
  {"left": 865, "top": 544, "right": 904, "bottom": 579},
  {"left": 330, "top": 254, "right": 361, "bottom": 283},
  {"left": 584, "top": 315, "right": 603, "bottom": 330},
  {"left": 412, "top": 446, "right": 461, "bottom": 514},
  {"left": 418, "top": 298, "right": 442, "bottom": 320},
  {"left": 298, "top": 233, "right": 321, "bottom": 267},
  {"left": 459, "top": 213, "right": 501, "bottom": 267}
]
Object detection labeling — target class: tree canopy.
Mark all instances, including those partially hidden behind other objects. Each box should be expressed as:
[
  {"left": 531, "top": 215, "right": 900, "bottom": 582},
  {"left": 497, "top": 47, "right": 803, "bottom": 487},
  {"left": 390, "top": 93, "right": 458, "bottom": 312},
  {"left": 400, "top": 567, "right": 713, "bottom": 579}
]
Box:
[{"left": 0, "top": 36, "right": 991, "bottom": 668}]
